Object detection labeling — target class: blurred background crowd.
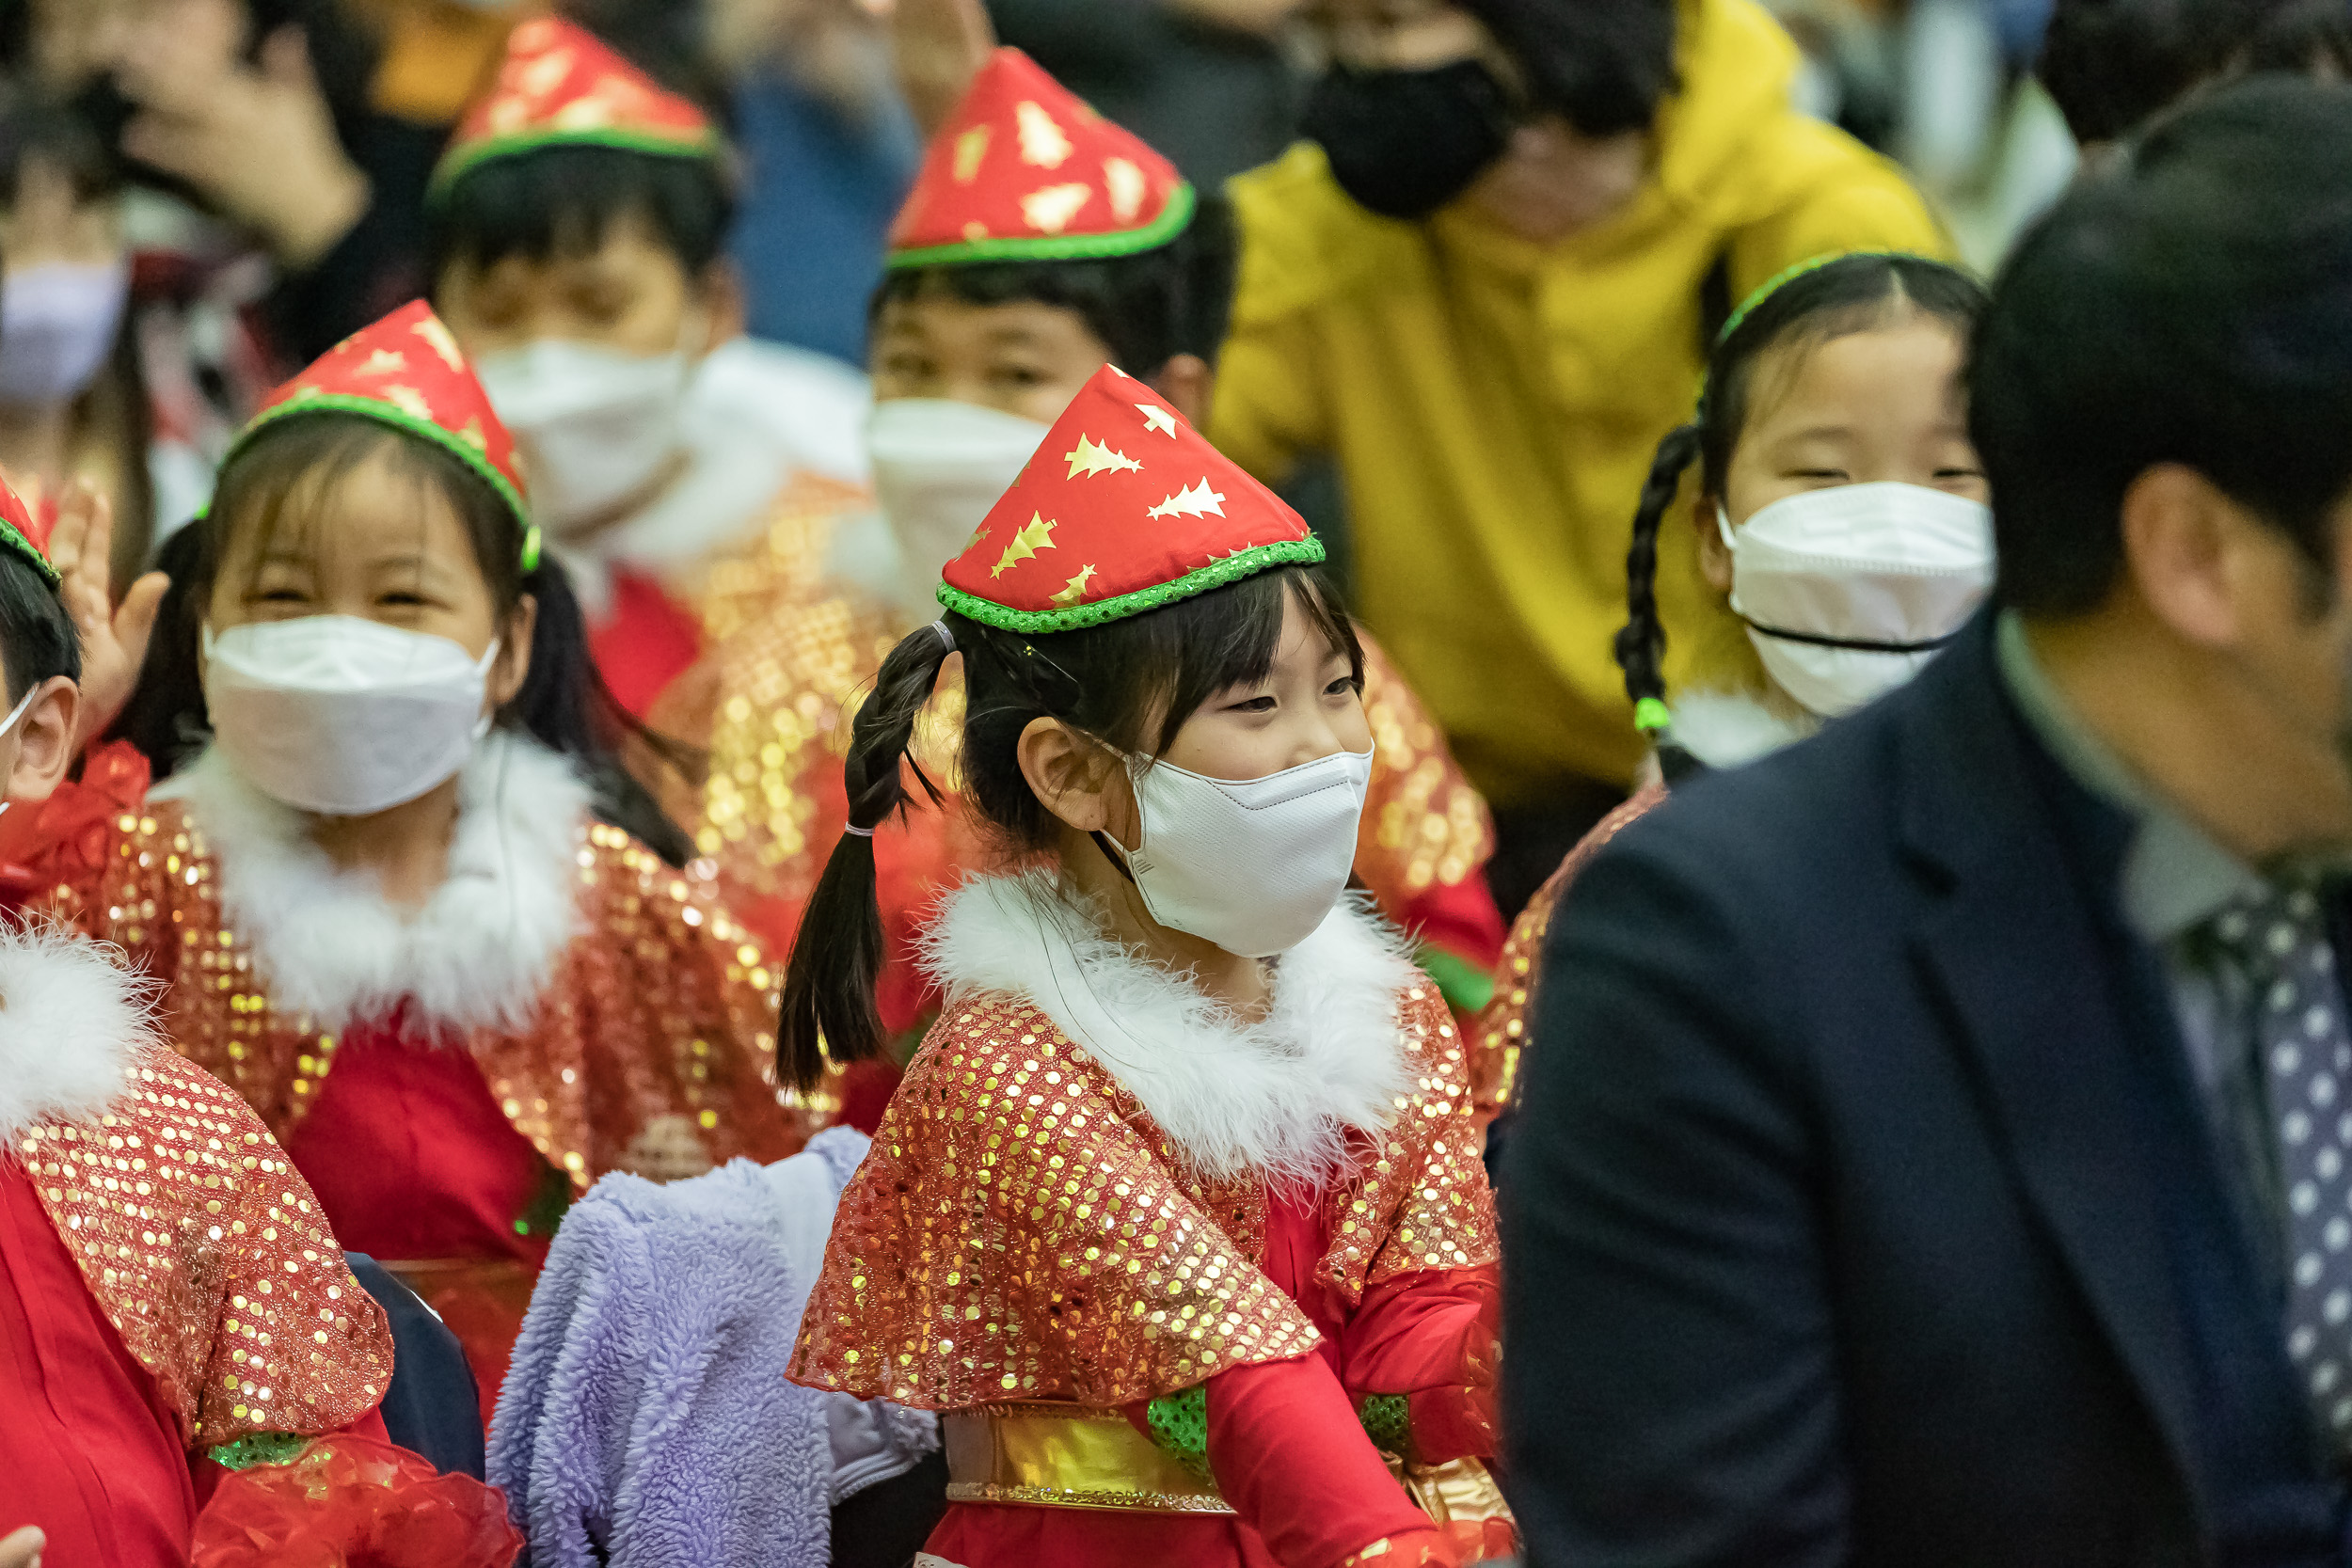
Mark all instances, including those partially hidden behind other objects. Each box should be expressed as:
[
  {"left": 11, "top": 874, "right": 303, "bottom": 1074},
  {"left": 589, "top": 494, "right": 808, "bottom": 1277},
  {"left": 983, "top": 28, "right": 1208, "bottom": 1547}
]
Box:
[{"left": 0, "top": 0, "right": 2224, "bottom": 605}]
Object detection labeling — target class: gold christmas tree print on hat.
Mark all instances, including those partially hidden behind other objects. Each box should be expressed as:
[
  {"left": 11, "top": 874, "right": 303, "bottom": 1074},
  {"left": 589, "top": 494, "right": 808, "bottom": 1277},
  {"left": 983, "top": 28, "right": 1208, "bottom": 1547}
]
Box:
[
  {"left": 886, "top": 48, "right": 1195, "bottom": 269},
  {"left": 939, "top": 366, "right": 1323, "bottom": 632}
]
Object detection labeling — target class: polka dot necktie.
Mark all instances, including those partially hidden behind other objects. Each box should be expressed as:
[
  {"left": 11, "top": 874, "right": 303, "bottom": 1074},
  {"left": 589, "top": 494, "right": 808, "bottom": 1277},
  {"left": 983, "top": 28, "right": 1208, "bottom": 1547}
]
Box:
[{"left": 2217, "top": 878, "right": 2352, "bottom": 1447}]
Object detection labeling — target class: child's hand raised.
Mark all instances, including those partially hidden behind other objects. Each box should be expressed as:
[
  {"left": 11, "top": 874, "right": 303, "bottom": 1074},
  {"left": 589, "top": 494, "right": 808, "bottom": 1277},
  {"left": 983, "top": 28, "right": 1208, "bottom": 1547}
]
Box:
[
  {"left": 0, "top": 1525, "right": 41, "bottom": 1568},
  {"left": 49, "top": 483, "right": 169, "bottom": 753}
]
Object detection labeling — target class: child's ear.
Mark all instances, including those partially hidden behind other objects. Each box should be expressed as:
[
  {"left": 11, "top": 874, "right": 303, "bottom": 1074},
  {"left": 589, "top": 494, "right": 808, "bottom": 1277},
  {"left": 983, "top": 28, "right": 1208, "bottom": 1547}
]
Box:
[
  {"left": 1150, "top": 354, "right": 1216, "bottom": 431},
  {"left": 7, "top": 677, "right": 81, "bottom": 806},
  {"left": 491, "top": 595, "right": 538, "bottom": 710},
  {"left": 1695, "top": 490, "right": 1734, "bottom": 594},
  {"left": 694, "top": 259, "right": 748, "bottom": 353},
  {"left": 1016, "top": 717, "right": 1124, "bottom": 836}
]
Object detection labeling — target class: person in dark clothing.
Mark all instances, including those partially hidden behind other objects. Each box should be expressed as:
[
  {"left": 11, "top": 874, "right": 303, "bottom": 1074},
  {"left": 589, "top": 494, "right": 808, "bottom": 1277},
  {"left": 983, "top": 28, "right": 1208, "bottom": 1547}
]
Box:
[{"left": 1506, "top": 77, "right": 2352, "bottom": 1566}]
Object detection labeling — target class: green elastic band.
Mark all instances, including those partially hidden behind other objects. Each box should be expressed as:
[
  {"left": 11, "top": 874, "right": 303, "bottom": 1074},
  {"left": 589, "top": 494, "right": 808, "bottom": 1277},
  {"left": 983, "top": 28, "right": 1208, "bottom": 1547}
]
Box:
[
  {"left": 0, "top": 516, "right": 58, "bottom": 588},
  {"left": 1145, "top": 1384, "right": 1212, "bottom": 1484},
  {"left": 521, "top": 524, "right": 544, "bottom": 574},
  {"left": 887, "top": 182, "right": 1198, "bottom": 271},
  {"left": 1715, "top": 249, "right": 1936, "bottom": 348},
  {"left": 1633, "top": 697, "right": 1675, "bottom": 734},
  {"left": 222, "top": 393, "right": 532, "bottom": 537},
  {"left": 938, "top": 536, "right": 1326, "bottom": 634},
  {"left": 209, "top": 1431, "right": 310, "bottom": 1471}
]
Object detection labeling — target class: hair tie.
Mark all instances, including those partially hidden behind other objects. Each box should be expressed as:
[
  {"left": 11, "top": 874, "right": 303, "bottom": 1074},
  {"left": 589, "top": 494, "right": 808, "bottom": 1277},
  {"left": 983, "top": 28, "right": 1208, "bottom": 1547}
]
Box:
[
  {"left": 520, "top": 524, "right": 544, "bottom": 574},
  {"left": 844, "top": 824, "right": 876, "bottom": 838},
  {"left": 1633, "top": 697, "right": 1676, "bottom": 735},
  {"left": 932, "top": 620, "right": 955, "bottom": 655}
]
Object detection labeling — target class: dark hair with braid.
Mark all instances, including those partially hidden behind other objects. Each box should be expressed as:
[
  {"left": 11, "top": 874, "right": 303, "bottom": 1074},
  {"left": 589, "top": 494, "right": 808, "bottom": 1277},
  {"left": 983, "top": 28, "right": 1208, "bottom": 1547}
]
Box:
[
  {"left": 777, "top": 566, "right": 1361, "bottom": 1090},
  {"left": 1613, "top": 253, "right": 1988, "bottom": 739}
]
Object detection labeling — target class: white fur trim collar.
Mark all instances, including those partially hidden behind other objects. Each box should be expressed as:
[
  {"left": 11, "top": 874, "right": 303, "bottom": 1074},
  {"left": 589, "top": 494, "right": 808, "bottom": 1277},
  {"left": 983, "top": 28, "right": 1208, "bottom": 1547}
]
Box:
[
  {"left": 920, "top": 872, "right": 1421, "bottom": 1186},
  {"left": 161, "top": 731, "right": 591, "bottom": 1037},
  {"left": 1672, "top": 689, "right": 1818, "bottom": 770},
  {"left": 0, "top": 925, "right": 160, "bottom": 1143}
]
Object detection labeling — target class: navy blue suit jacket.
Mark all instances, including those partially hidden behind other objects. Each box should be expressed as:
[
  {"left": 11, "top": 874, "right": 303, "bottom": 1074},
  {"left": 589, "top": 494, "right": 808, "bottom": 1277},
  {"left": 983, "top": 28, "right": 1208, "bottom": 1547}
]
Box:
[{"left": 1503, "top": 615, "right": 2346, "bottom": 1567}]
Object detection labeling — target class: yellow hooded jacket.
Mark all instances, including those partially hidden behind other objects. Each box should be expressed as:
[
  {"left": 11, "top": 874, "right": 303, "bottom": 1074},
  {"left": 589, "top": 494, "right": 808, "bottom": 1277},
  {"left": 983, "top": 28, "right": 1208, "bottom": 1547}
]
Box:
[{"left": 1210, "top": 0, "right": 1949, "bottom": 806}]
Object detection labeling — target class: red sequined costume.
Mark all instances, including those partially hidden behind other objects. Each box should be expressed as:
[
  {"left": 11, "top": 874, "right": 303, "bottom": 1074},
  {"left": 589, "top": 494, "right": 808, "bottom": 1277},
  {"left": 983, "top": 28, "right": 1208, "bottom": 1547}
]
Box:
[
  {"left": 28, "top": 734, "right": 811, "bottom": 1423},
  {"left": 0, "top": 923, "right": 517, "bottom": 1568},
  {"left": 647, "top": 503, "right": 1506, "bottom": 1130},
  {"left": 791, "top": 872, "right": 1510, "bottom": 1567}
]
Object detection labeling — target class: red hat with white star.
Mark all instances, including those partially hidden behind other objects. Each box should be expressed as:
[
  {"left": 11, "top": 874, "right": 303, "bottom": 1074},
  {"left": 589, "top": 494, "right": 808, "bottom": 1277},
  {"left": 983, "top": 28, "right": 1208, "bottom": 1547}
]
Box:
[
  {"left": 434, "top": 17, "right": 722, "bottom": 197},
  {"left": 939, "top": 366, "right": 1320, "bottom": 631},
  {"left": 887, "top": 48, "right": 1193, "bottom": 270},
  {"left": 227, "top": 301, "right": 530, "bottom": 532}
]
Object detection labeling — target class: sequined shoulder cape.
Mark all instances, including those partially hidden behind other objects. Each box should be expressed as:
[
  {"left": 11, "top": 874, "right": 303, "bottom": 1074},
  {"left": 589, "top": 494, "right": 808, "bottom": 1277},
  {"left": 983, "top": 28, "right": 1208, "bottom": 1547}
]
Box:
[
  {"left": 31, "top": 744, "right": 809, "bottom": 1191},
  {"left": 790, "top": 978, "right": 1497, "bottom": 1410},
  {"left": 15, "top": 1037, "right": 394, "bottom": 1449}
]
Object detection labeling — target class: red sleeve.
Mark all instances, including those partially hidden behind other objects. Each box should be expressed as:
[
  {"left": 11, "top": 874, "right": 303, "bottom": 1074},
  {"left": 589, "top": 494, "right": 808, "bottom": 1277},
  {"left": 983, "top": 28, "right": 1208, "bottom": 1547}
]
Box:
[
  {"left": 190, "top": 1430, "right": 519, "bottom": 1568},
  {"left": 1204, "top": 1355, "right": 1456, "bottom": 1568},
  {"left": 0, "top": 739, "right": 151, "bottom": 912},
  {"left": 1342, "top": 1265, "right": 1501, "bottom": 1465}
]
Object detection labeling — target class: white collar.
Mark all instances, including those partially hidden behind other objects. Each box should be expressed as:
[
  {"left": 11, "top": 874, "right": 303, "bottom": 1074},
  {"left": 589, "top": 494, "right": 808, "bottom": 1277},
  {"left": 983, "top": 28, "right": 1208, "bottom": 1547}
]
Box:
[
  {"left": 0, "top": 924, "right": 159, "bottom": 1144},
  {"left": 920, "top": 871, "right": 1421, "bottom": 1186},
  {"left": 160, "top": 730, "right": 591, "bottom": 1036},
  {"left": 1671, "top": 689, "right": 1819, "bottom": 770}
]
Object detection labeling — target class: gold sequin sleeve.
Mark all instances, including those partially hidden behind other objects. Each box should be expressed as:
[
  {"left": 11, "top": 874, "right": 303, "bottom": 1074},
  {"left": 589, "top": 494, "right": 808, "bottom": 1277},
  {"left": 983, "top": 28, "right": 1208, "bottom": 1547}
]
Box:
[
  {"left": 1467, "top": 783, "right": 1667, "bottom": 1125},
  {"left": 20, "top": 1045, "right": 394, "bottom": 1448},
  {"left": 1322, "top": 985, "right": 1501, "bottom": 1299},
  {"left": 789, "top": 995, "right": 1326, "bottom": 1411}
]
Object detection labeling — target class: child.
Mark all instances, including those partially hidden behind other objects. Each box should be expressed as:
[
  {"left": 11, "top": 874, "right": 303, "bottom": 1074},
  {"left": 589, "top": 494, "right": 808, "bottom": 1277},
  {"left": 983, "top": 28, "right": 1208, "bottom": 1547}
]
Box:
[
  {"left": 1470, "top": 252, "right": 1993, "bottom": 1125},
  {"left": 0, "top": 476, "right": 515, "bottom": 1568},
  {"left": 787, "top": 366, "right": 1508, "bottom": 1568},
  {"left": 653, "top": 51, "right": 1503, "bottom": 1128},
  {"left": 30, "top": 300, "right": 809, "bottom": 1426},
  {"left": 428, "top": 17, "right": 873, "bottom": 719}
]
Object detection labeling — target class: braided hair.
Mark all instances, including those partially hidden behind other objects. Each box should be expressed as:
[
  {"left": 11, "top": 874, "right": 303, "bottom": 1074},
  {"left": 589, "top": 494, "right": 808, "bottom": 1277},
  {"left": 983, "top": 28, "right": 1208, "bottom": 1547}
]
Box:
[
  {"left": 1614, "top": 252, "right": 1989, "bottom": 765},
  {"left": 777, "top": 565, "right": 1362, "bottom": 1091}
]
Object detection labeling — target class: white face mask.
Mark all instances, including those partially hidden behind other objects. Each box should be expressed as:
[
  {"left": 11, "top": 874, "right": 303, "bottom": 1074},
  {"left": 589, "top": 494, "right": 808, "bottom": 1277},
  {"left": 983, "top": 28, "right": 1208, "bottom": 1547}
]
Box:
[
  {"left": 1106, "top": 745, "right": 1375, "bottom": 958},
  {"left": 201, "top": 617, "right": 501, "bottom": 816},
  {"left": 868, "top": 398, "right": 1052, "bottom": 589},
  {"left": 0, "top": 261, "right": 130, "bottom": 407},
  {"left": 1719, "top": 482, "right": 1995, "bottom": 719},
  {"left": 475, "top": 334, "right": 699, "bottom": 535}
]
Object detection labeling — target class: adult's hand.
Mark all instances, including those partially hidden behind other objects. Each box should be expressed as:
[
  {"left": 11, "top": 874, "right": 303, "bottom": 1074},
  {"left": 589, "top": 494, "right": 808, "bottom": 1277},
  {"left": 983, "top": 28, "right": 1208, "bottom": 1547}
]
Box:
[
  {"left": 0, "top": 1525, "right": 43, "bottom": 1568},
  {"left": 48, "top": 481, "right": 169, "bottom": 753},
  {"left": 115, "top": 3, "right": 371, "bottom": 270},
  {"left": 859, "top": 0, "right": 995, "bottom": 140}
]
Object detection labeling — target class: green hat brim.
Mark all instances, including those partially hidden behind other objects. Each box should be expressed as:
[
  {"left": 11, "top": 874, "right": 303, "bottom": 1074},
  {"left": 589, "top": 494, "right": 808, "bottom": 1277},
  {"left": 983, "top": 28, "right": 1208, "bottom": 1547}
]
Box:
[
  {"left": 887, "top": 182, "right": 1198, "bottom": 271},
  {"left": 937, "top": 535, "right": 1326, "bottom": 634}
]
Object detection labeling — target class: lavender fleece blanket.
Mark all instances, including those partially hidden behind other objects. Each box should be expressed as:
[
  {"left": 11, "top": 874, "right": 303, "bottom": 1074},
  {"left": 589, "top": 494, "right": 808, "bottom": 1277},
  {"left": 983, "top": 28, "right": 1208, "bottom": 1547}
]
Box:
[{"left": 488, "top": 1128, "right": 933, "bottom": 1567}]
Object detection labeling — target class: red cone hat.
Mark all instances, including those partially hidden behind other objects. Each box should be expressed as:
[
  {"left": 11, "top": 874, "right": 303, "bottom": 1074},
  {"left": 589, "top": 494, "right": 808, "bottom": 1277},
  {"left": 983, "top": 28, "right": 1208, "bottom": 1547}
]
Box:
[
  {"left": 887, "top": 48, "right": 1192, "bottom": 269},
  {"left": 939, "top": 366, "right": 1321, "bottom": 631}
]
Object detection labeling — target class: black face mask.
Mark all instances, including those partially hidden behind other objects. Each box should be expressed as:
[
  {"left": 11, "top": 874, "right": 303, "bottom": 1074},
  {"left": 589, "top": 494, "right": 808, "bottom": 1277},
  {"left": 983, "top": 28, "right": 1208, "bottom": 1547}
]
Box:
[{"left": 1300, "top": 59, "right": 1515, "bottom": 222}]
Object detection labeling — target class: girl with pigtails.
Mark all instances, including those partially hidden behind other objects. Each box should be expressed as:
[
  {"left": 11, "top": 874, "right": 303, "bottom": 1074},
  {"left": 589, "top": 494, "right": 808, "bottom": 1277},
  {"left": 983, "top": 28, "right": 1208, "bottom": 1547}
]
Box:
[
  {"left": 785, "top": 366, "right": 1508, "bottom": 1568},
  {"left": 1470, "top": 251, "right": 1996, "bottom": 1126}
]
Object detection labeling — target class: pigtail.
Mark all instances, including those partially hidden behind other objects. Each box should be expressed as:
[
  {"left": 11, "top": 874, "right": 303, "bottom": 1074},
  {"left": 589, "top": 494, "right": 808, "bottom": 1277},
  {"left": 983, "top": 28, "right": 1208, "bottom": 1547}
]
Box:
[
  {"left": 777, "top": 620, "right": 959, "bottom": 1091},
  {"left": 1614, "top": 420, "right": 1703, "bottom": 721}
]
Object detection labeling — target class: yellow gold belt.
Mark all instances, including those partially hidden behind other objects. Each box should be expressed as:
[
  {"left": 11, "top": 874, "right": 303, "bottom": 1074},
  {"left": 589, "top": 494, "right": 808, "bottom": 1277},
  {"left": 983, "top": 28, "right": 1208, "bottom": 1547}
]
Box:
[{"left": 942, "top": 1402, "right": 1236, "bottom": 1515}]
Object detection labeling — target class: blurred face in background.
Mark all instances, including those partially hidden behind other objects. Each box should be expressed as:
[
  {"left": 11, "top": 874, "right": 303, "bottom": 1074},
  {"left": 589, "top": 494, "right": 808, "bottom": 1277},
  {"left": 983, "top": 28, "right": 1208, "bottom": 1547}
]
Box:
[{"left": 0, "top": 150, "right": 131, "bottom": 416}]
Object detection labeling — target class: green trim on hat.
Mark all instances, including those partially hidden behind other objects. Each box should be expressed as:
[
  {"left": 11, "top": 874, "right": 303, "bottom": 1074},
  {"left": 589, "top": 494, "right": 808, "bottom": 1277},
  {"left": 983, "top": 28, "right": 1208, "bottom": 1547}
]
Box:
[
  {"left": 224, "top": 393, "right": 531, "bottom": 532},
  {"left": 886, "top": 182, "right": 1198, "bottom": 272},
  {"left": 0, "top": 516, "right": 58, "bottom": 588},
  {"left": 1715, "top": 250, "right": 1925, "bottom": 348},
  {"left": 936, "top": 534, "right": 1325, "bottom": 634},
  {"left": 429, "top": 125, "right": 725, "bottom": 200}
]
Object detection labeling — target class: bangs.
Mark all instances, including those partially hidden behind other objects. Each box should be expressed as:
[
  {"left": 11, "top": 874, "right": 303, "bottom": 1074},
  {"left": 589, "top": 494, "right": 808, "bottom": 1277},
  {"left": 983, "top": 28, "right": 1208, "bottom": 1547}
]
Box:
[
  {"left": 430, "top": 143, "right": 732, "bottom": 278},
  {"left": 1135, "top": 567, "right": 1361, "bottom": 754}
]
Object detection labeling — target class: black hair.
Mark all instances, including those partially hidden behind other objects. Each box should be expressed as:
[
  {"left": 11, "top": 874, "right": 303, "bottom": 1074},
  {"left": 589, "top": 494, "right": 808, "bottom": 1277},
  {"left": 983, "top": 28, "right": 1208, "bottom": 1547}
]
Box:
[
  {"left": 1457, "top": 0, "right": 1678, "bottom": 136},
  {"left": 2241, "top": 0, "right": 2352, "bottom": 72},
  {"left": 868, "top": 194, "right": 1237, "bottom": 378},
  {"left": 0, "top": 550, "right": 79, "bottom": 703},
  {"left": 1976, "top": 76, "right": 2352, "bottom": 617},
  {"left": 117, "top": 412, "right": 696, "bottom": 863},
  {"left": 0, "top": 87, "right": 121, "bottom": 204},
  {"left": 1615, "top": 253, "right": 1988, "bottom": 722},
  {"left": 2035, "top": 0, "right": 2287, "bottom": 143},
  {"left": 428, "top": 140, "right": 736, "bottom": 287},
  {"left": 777, "top": 564, "right": 1361, "bottom": 1090}
]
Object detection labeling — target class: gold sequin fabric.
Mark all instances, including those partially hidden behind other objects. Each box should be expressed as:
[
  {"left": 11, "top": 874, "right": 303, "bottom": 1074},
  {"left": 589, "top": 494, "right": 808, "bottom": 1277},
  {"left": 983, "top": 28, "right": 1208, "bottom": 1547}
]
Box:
[
  {"left": 16, "top": 1043, "right": 394, "bottom": 1447},
  {"left": 1468, "top": 782, "right": 1666, "bottom": 1122},
  {"left": 1355, "top": 635, "right": 1496, "bottom": 908},
  {"left": 791, "top": 982, "right": 1498, "bottom": 1410},
  {"left": 32, "top": 806, "right": 816, "bottom": 1192}
]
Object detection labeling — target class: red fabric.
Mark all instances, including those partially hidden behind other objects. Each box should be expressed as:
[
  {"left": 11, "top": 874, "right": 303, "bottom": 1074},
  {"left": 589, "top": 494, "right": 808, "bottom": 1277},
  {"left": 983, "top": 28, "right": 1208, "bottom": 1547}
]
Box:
[
  {"left": 449, "top": 17, "right": 714, "bottom": 171},
  {"left": 1343, "top": 1269, "right": 1501, "bottom": 1464},
  {"left": 944, "top": 365, "right": 1311, "bottom": 625},
  {"left": 190, "top": 1433, "right": 522, "bottom": 1568},
  {"left": 0, "top": 1158, "right": 197, "bottom": 1568},
  {"left": 246, "top": 303, "right": 527, "bottom": 515},
  {"left": 593, "top": 567, "right": 707, "bottom": 721},
  {"left": 1206, "top": 1356, "right": 1444, "bottom": 1568},
  {"left": 279, "top": 1015, "right": 553, "bottom": 1424},
  {"left": 890, "top": 48, "right": 1189, "bottom": 261}
]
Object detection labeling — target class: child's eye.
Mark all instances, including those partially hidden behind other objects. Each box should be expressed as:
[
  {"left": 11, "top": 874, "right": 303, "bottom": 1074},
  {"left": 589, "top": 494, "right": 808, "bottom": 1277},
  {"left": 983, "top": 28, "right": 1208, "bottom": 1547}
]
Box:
[
  {"left": 1787, "top": 468, "right": 1849, "bottom": 482},
  {"left": 1225, "top": 695, "right": 1278, "bottom": 715},
  {"left": 1325, "top": 675, "right": 1360, "bottom": 699},
  {"left": 1933, "top": 466, "right": 1985, "bottom": 481},
  {"left": 990, "top": 362, "right": 1050, "bottom": 388}
]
